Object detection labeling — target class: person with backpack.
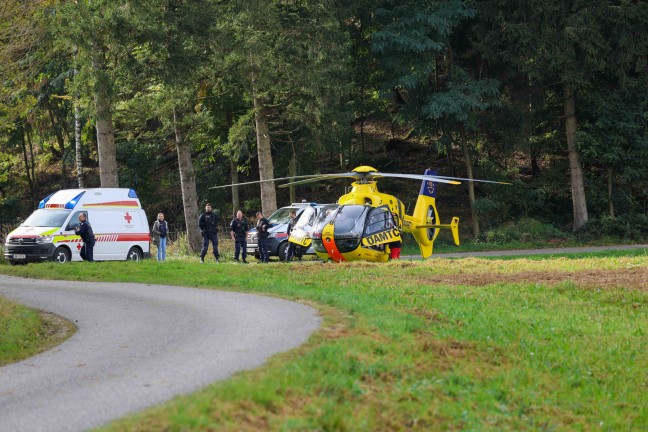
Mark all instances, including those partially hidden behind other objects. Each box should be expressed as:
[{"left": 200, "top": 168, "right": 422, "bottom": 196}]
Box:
[
  {"left": 151, "top": 213, "right": 168, "bottom": 261},
  {"left": 199, "top": 203, "right": 220, "bottom": 263}
]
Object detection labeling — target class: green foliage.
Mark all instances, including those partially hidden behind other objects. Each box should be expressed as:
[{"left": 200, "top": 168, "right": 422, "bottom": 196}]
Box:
[
  {"left": 576, "top": 214, "right": 648, "bottom": 243},
  {"left": 481, "top": 218, "right": 569, "bottom": 244}
]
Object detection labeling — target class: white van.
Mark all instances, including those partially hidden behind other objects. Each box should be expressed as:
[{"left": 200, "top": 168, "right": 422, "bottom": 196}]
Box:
[{"left": 4, "top": 188, "right": 150, "bottom": 264}]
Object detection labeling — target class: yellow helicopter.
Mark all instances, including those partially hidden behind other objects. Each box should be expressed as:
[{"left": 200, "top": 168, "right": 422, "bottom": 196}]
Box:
[{"left": 213, "top": 166, "right": 508, "bottom": 262}]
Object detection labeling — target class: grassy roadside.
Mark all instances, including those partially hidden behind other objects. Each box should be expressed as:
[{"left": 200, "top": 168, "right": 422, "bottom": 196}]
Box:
[
  {"left": 0, "top": 252, "right": 647, "bottom": 430},
  {"left": 0, "top": 297, "right": 75, "bottom": 366}
]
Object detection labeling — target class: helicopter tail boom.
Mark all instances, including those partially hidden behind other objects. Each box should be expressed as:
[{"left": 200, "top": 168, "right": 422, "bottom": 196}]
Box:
[
  {"left": 415, "top": 217, "right": 460, "bottom": 246},
  {"left": 406, "top": 169, "right": 460, "bottom": 258}
]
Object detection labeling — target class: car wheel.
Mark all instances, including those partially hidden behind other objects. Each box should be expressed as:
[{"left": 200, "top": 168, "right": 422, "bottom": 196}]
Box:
[
  {"left": 52, "top": 246, "right": 71, "bottom": 263},
  {"left": 278, "top": 241, "right": 290, "bottom": 261},
  {"left": 127, "top": 247, "right": 143, "bottom": 261}
]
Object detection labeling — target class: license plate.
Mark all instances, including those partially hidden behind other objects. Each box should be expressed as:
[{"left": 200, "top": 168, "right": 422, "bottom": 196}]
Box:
[{"left": 12, "top": 254, "right": 26, "bottom": 259}]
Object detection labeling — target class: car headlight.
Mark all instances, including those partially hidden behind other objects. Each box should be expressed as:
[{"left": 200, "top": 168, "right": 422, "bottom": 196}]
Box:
[{"left": 36, "top": 235, "right": 54, "bottom": 244}]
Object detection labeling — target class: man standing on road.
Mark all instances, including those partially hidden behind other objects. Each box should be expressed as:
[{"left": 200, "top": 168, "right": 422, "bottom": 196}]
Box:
[
  {"left": 230, "top": 210, "right": 249, "bottom": 264},
  {"left": 256, "top": 211, "right": 270, "bottom": 263},
  {"left": 199, "top": 203, "right": 220, "bottom": 263},
  {"left": 75, "top": 212, "right": 95, "bottom": 262}
]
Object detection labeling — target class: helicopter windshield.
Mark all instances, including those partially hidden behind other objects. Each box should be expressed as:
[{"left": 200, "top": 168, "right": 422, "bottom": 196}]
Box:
[
  {"left": 313, "top": 204, "right": 340, "bottom": 232},
  {"left": 333, "top": 205, "right": 368, "bottom": 238}
]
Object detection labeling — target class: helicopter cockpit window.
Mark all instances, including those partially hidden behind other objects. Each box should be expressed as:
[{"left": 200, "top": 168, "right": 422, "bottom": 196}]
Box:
[
  {"left": 313, "top": 204, "right": 340, "bottom": 233},
  {"left": 364, "top": 206, "right": 394, "bottom": 236},
  {"left": 333, "top": 205, "right": 368, "bottom": 238}
]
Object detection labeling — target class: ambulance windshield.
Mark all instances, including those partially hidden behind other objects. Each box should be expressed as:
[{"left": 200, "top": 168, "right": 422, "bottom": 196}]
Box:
[{"left": 22, "top": 209, "right": 71, "bottom": 227}]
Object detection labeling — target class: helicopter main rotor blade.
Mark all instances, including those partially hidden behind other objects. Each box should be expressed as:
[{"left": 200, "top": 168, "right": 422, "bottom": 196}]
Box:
[
  {"left": 375, "top": 172, "right": 511, "bottom": 185},
  {"left": 370, "top": 172, "right": 461, "bottom": 185},
  {"left": 277, "top": 173, "right": 362, "bottom": 188},
  {"left": 209, "top": 174, "right": 326, "bottom": 189}
]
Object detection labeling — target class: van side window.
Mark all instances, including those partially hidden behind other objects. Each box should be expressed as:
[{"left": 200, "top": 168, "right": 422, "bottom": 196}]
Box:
[{"left": 66, "top": 211, "right": 88, "bottom": 231}]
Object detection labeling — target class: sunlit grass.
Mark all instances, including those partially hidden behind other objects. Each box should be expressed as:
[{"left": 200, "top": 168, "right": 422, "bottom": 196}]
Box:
[{"left": 0, "top": 251, "right": 646, "bottom": 430}]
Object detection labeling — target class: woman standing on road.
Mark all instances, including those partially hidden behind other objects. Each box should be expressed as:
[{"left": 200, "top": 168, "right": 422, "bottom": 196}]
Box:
[{"left": 151, "top": 213, "right": 168, "bottom": 261}]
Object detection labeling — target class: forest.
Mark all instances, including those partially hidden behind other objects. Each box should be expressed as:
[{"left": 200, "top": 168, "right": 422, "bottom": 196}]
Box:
[{"left": 1, "top": 0, "right": 647, "bottom": 251}]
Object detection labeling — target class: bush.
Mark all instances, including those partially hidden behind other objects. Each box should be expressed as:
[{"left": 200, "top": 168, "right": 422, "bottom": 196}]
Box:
[
  {"left": 481, "top": 218, "right": 569, "bottom": 244},
  {"left": 575, "top": 214, "right": 648, "bottom": 242}
]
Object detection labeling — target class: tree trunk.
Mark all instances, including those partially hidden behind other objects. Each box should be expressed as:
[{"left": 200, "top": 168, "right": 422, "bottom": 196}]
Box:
[
  {"left": 19, "top": 126, "right": 35, "bottom": 208},
  {"left": 92, "top": 52, "right": 119, "bottom": 187},
  {"left": 75, "top": 102, "right": 84, "bottom": 188},
  {"left": 563, "top": 84, "right": 588, "bottom": 230},
  {"left": 173, "top": 108, "right": 202, "bottom": 253},
  {"left": 231, "top": 159, "right": 239, "bottom": 218},
  {"left": 289, "top": 147, "right": 297, "bottom": 204},
  {"left": 253, "top": 95, "right": 277, "bottom": 215},
  {"left": 48, "top": 108, "right": 66, "bottom": 188},
  {"left": 460, "top": 129, "right": 480, "bottom": 237},
  {"left": 607, "top": 166, "right": 614, "bottom": 218}
]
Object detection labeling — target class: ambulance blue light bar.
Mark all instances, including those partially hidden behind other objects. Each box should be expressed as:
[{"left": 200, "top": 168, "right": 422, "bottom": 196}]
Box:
[
  {"left": 128, "top": 189, "right": 138, "bottom": 198},
  {"left": 38, "top": 193, "right": 54, "bottom": 209},
  {"left": 65, "top": 191, "right": 86, "bottom": 209}
]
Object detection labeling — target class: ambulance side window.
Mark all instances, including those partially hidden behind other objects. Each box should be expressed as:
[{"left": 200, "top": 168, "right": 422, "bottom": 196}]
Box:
[{"left": 65, "top": 211, "right": 87, "bottom": 231}]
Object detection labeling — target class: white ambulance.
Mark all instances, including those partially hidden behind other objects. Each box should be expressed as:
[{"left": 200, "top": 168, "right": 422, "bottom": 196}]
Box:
[{"left": 4, "top": 188, "right": 150, "bottom": 264}]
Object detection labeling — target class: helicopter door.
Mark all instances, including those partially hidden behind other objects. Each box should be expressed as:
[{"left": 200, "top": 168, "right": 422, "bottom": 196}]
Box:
[
  {"left": 288, "top": 206, "right": 316, "bottom": 247},
  {"left": 361, "top": 206, "right": 401, "bottom": 248}
]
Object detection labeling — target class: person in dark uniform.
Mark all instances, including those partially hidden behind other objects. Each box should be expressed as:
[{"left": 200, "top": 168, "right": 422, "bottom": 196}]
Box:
[
  {"left": 75, "top": 212, "right": 95, "bottom": 262},
  {"left": 230, "top": 210, "right": 249, "bottom": 263},
  {"left": 286, "top": 210, "right": 301, "bottom": 262},
  {"left": 256, "top": 211, "right": 270, "bottom": 263},
  {"left": 199, "top": 203, "right": 220, "bottom": 263}
]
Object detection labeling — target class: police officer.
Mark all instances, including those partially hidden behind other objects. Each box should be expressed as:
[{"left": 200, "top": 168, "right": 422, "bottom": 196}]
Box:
[
  {"left": 230, "top": 210, "right": 249, "bottom": 263},
  {"left": 75, "top": 212, "right": 95, "bottom": 262},
  {"left": 199, "top": 203, "right": 220, "bottom": 263},
  {"left": 256, "top": 211, "right": 270, "bottom": 263}
]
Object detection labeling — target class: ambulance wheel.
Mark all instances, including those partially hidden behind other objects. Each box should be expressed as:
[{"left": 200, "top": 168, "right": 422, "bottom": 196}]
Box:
[
  {"left": 278, "top": 242, "right": 290, "bottom": 261},
  {"left": 52, "top": 247, "right": 71, "bottom": 263},
  {"left": 127, "top": 247, "right": 143, "bottom": 261}
]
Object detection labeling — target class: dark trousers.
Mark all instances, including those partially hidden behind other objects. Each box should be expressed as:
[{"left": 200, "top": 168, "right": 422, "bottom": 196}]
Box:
[
  {"left": 201, "top": 232, "right": 219, "bottom": 259},
  {"left": 80, "top": 242, "right": 94, "bottom": 262},
  {"left": 287, "top": 242, "right": 303, "bottom": 261},
  {"left": 234, "top": 236, "right": 247, "bottom": 260},
  {"left": 286, "top": 242, "right": 296, "bottom": 261},
  {"left": 258, "top": 237, "right": 269, "bottom": 262}
]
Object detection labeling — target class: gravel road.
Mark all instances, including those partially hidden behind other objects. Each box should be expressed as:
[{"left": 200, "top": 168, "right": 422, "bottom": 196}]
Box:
[{"left": 0, "top": 275, "right": 320, "bottom": 432}]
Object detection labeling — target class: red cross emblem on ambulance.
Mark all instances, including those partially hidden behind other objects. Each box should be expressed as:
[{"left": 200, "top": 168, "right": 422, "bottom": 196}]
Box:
[
  {"left": 77, "top": 243, "right": 82, "bottom": 251},
  {"left": 124, "top": 212, "right": 133, "bottom": 224}
]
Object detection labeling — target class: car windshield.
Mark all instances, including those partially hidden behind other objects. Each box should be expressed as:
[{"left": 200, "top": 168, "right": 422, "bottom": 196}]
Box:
[
  {"left": 267, "top": 207, "right": 298, "bottom": 225},
  {"left": 22, "top": 209, "right": 71, "bottom": 228},
  {"left": 333, "top": 205, "right": 368, "bottom": 238}
]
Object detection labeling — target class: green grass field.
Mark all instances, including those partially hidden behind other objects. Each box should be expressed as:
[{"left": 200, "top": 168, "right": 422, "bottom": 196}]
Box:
[
  {"left": 0, "top": 296, "right": 75, "bottom": 366},
  {"left": 0, "top": 251, "right": 646, "bottom": 430}
]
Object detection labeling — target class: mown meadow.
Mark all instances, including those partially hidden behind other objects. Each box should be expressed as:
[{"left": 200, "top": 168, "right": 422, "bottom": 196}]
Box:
[{"left": 0, "top": 250, "right": 646, "bottom": 430}]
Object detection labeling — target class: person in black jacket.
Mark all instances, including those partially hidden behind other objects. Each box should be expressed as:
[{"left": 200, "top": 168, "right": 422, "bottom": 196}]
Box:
[
  {"left": 198, "top": 203, "right": 220, "bottom": 263},
  {"left": 256, "top": 211, "right": 270, "bottom": 263},
  {"left": 230, "top": 210, "right": 249, "bottom": 263},
  {"left": 75, "top": 212, "right": 95, "bottom": 262}
]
